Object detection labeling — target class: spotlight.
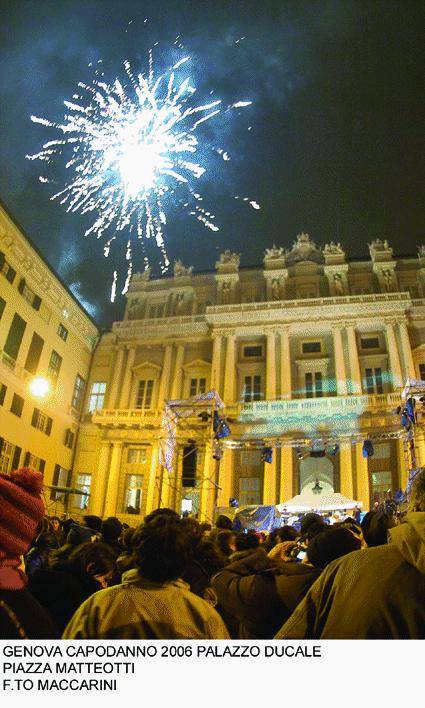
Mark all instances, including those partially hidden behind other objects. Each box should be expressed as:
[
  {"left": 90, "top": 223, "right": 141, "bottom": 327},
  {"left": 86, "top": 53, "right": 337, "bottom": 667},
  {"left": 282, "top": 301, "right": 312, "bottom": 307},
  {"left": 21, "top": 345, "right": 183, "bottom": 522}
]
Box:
[
  {"left": 312, "top": 478, "right": 323, "bottom": 495},
  {"left": 405, "top": 397, "right": 416, "bottom": 424},
  {"left": 261, "top": 447, "right": 273, "bottom": 463},
  {"left": 362, "top": 439, "right": 374, "bottom": 458},
  {"left": 296, "top": 447, "right": 303, "bottom": 460},
  {"left": 213, "top": 411, "right": 231, "bottom": 439},
  {"left": 229, "top": 498, "right": 239, "bottom": 508}
]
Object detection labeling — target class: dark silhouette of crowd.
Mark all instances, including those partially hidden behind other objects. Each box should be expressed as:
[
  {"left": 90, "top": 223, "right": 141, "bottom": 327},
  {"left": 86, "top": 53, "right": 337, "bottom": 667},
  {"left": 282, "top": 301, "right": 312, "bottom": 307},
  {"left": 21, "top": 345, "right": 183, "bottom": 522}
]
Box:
[{"left": 0, "top": 465, "right": 424, "bottom": 639}]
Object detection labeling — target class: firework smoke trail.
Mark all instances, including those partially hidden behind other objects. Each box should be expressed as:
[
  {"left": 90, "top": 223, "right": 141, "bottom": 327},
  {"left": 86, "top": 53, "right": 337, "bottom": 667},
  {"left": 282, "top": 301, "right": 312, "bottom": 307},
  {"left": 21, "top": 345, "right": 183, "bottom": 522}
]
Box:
[{"left": 27, "top": 50, "right": 259, "bottom": 301}]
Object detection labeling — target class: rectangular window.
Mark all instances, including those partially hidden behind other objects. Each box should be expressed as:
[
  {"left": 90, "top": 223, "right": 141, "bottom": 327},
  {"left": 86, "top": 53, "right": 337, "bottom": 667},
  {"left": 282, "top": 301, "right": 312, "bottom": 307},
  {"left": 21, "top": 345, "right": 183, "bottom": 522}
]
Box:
[
  {"left": 23, "top": 452, "right": 45, "bottom": 474},
  {"left": 0, "top": 296, "right": 5, "bottom": 320},
  {"left": 0, "top": 253, "right": 16, "bottom": 284},
  {"left": 64, "top": 429, "right": 75, "bottom": 449},
  {"left": 305, "top": 372, "right": 314, "bottom": 398},
  {"left": 361, "top": 337, "right": 380, "bottom": 350},
  {"left": 0, "top": 383, "right": 6, "bottom": 406},
  {"left": 10, "top": 393, "right": 24, "bottom": 417},
  {"left": 419, "top": 363, "right": 425, "bottom": 381},
  {"left": 136, "top": 380, "right": 154, "bottom": 409},
  {"left": 127, "top": 448, "right": 147, "bottom": 464},
  {"left": 243, "top": 375, "right": 262, "bottom": 402},
  {"left": 71, "top": 374, "right": 86, "bottom": 411},
  {"left": 18, "top": 279, "right": 41, "bottom": 310},
  {"left": 241, "top": 450, "right": 262, "bottom": 466},
  {"left": 364, "top": 367, "right": 384, "bottom": 394},
  {"left": 243, "top": 345, "right": 263, "bottom": 358},
  {"left": 3, "top": 313, "right": 26, "bottom": 361},
  {"left": 57, "top": 323, "right": 68, "bottom": 341},
  {"left": 315, "top": 372, "right": 323, "bottom": 397},
  {"left": 72, "top": 474, "right": 91, "bottom": 510},
  {"left": 123, "top": 474, "right": 144, "bottom": 514},
  {"left": 24, "top": 333, "right": 44, "bottom": 374},
  {"left": 0, "top": 441, "right": 14, "bottom": 474},
  {"left": 31, "top": 408, "right": 53, "bottom": 436},
  {"left": 239, "top": 477, "right": 261, "bottom": 505},
  {"left": 371, "top": 470, "right": 393, "bottom": 505},
  {"left": 47, "top": 350, "right": 62, "bottom": 384},
  {"left": 182, "top": 444, "right": 197, "bottom": 488},
  {"left": 302, "top": 341, "right": 321, "bottom": 354},
  {"left": 88, "top": 382, "right": 107, "bottom": 412},
  {"left": 189, "top": 378, "right": 207, "bottom": 397},
  {"left": 305, "top": 372, "right": 323, "bottom": 398},
  {"left": 50, "top": 464, "right": 71, "bottom": 501}
]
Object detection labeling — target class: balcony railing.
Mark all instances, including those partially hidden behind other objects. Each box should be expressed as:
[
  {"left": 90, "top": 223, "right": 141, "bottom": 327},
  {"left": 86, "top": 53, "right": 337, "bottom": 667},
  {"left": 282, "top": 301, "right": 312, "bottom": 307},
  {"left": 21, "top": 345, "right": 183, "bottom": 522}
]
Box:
[{"left": 92, "top": 392, "right": 402, "bottom": 428}]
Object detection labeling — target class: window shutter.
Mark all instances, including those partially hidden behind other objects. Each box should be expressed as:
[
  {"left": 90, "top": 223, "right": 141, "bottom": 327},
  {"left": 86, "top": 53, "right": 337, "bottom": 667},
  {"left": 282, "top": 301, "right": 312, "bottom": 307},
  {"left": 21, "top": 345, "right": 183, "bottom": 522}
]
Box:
[
  {"left": 33, "top": 295, "right": 42, "bottom": 311},
  {"left": 23, "top": 451, "right": 30, "bottom": 467},
  {"left": 12, "top": 446, "right": 22, "bottom": 471},
  {"left": 39, "top": 460, "right": 45, "bottom": 474},
  {"left": 6, "top": 267, "right": 16, "bottom": 284},
  {"left": 31, "top": 408, "right": 39, "bottom": 427},
  {"left": 46, "top": 417, "right": 53, "bottom": 436},
  {"left": 18, "top": 278, "right": 25, "bottom": 294}
]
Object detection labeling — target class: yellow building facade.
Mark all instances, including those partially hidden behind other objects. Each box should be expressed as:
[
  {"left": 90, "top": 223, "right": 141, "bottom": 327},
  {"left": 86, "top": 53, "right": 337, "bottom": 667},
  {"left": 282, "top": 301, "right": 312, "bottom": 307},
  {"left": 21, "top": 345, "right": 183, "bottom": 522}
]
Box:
[
  {"left": 0, "top": 202, "right": 99, "bottom": 514},
  {"left": 73, "top": 233, "right": 425, "bottom": 524}
]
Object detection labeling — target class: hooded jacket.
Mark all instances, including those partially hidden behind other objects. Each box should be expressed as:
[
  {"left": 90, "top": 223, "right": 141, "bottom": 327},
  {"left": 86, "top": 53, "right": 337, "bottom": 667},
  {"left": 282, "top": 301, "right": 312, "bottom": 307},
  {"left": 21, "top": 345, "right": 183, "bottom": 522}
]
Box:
[
  {"left": 211, "top": 549, "right": 321, "bottom": 639},
  {"left": 63, "top": 568, "right": 230, "bottom": 639},
  {"left": 275, "top": 512, "right": 425, "bottom": 639}
]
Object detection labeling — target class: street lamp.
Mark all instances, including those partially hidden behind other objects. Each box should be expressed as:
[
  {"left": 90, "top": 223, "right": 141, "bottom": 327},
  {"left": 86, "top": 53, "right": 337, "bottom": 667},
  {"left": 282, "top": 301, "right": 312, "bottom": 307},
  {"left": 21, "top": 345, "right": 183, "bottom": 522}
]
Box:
[{"left": 29, "top": 376, "right": 50, "bottom": 400}]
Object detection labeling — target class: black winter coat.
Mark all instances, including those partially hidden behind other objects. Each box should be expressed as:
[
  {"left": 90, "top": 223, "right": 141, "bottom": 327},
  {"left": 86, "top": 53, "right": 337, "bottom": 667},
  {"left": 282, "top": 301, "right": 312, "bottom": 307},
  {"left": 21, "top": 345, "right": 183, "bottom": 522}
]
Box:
[
  {"left": 0, "top": 589, "right": 58, "bottom": 639},
  {"left": 212, "top": 549, "right": 321, "bottom": 639}
]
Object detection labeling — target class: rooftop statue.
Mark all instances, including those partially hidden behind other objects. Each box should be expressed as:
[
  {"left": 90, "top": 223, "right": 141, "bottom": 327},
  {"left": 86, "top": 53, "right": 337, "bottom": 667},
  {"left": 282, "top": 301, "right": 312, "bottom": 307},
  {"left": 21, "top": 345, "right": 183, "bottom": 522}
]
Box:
[
  {"left": 285, "top": 232, "right": 324, "bottom": 265},
  {"left": 264, "top": 244, "right": 285, "bottom": 260},
  {"left": 215, "top": 250, "right": 241, "bottom": 270},
  {"left": 323, "top": 241, "right": 345, "bottom": 255},
  {"left": 173, "top": 259, "right": 193, "bottom": 278}
]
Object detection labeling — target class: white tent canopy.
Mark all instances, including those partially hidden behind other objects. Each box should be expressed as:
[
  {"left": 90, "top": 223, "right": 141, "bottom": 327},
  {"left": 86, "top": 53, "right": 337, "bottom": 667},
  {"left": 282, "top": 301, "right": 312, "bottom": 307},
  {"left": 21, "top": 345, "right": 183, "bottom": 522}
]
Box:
[{"left": 277, "top": 492, "right": 362, "bottom": 513}]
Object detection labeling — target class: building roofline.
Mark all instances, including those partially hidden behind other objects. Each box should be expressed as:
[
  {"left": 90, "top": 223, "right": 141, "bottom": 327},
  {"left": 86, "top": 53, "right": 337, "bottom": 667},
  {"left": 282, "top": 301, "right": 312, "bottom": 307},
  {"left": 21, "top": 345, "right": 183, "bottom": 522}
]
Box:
[{"left": 0, "top": 197, "right": 100, "bottom": 331}]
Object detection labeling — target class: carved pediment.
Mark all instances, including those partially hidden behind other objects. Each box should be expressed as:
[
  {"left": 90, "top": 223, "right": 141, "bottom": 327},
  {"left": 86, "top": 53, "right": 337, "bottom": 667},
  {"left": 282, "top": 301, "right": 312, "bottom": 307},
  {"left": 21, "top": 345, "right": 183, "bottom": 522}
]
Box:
[
  {"left": 132, "top": 360, "right": 162, "bottom": 373},
  {"left": 285, "top": 232, "right": 324, "bottom": 266},
  {"left": 182, "top": 358, "right": 211, "bottom": 370}
]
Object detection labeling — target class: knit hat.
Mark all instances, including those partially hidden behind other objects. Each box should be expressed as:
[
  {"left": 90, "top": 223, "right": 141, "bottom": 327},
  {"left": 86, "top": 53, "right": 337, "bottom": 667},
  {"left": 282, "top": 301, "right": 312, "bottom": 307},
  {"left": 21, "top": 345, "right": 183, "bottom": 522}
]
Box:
[{"left": 0, "top": 468, "right": 45, "bottom": 560}]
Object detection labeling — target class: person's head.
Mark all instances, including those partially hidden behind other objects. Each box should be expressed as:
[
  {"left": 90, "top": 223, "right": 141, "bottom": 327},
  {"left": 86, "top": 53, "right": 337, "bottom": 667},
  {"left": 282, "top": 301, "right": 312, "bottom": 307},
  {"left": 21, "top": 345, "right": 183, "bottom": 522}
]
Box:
[
  {"left": 305, "top": 521, "right": 329, "bottom": 543},
  {"left": 66, "top": 523, "right": 95, "bottom": 546},
  {"left": 0, "top": 468, "right": 45, "bottom": 563},
  {"left": 235, "top": 531, "right": 260, "bottom": 552},
  {"left": 307, "top": 527, "right": 361, "bottom": 568},
  {"left": 101, "top": 517, "right": 123, "bottom": 544},
  {"left": 68, "top": 541, "right": 116, "bottom": 588},
  {"left": 409, "top": 467, "right": 425, "bottom": 512},
  {"left": 180, "top": 517, "right": 202, "bottom": 552},
  {"left": 144, "top": 508, "right": 180, "bottom": 525},
  {"left": 199, "top": 522, "right": 212, "bottom": 537},
  {"left": 83, "top": 515, "right": 103, "bottom": 533},
  {"left": 133, "top": 517, "right": 190, "bottom": 583},
  {"left": 215, "top": 530, "right": 237, "bottom": 557},
  {"left": 121, "top": 527, "right": 136, "bottom": 551},
  {"left": 215, "top": 515, "right": 233, "bottom": 531},
  {"left": 276, "top": 525, "right": 298, "bottom": 542},
  {"left": 361, "top": 510, "right": 394, "bottom": 547},
  {"left": 50, "top": 516, "right": 61, "bottom": 533},
  {"left": 300, "top": 513, "right": 325, "bottom": 535}
]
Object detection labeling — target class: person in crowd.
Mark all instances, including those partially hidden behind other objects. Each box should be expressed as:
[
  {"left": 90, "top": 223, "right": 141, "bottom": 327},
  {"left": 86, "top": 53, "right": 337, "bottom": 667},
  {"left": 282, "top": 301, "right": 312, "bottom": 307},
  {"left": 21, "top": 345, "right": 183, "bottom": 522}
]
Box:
[
  {"left": 212, "top": 539, "right": 321, "bottom": 639},
  {"left": 306, "top": 526, "right": 362, "bottom": 569},
  {"left": 300, "top": 512, "right": 327, "bottom": 535},
  {"left": 180, "top": 517, "right": 226, "bottom": 601},
  {"left": 101, "top": 516, "right": 123, "bottom": 556},
  {"left": 0, "top": 468, "right": 58, "bottom": 638},
  {"left": 24, "top": 530, "right": 57, "bottom": 576},
  {"left": 116, "top": 527, "right": 136, "bottom": 576},
  {"left": 264, "top": 525, "right": 298, "bottom": 553},
  {"left": 275, "top": 467, "right": 425, "bottom": 639},
  {"left": 83, "top": 515, "right": 103, "bottom": 535},
  {"left": 65, "top": 521, "right": 96, "bottom": 546},
  {"left": 144, "top": 507, "right": 180, "bottom": 524},
  {"left": 28, "top": 540, "right": 116, "bottom": 633},
  {"left": 361, "top": 509, "right": 395, "bottom": 547},
  {"left": 199, "top": 522, "right": 212, "bottom": 537},
  {"left": 63, "top": 515, "right": 230, "bottom": 639},
  {"left": 229, "top": 531, "right": 262, "bottom": 562},
  {"left": 215, "top": 530, "right": 237, "bottom": 559},
  {"left": 215, "top": 514, "right": 234, "bottom": 531}
]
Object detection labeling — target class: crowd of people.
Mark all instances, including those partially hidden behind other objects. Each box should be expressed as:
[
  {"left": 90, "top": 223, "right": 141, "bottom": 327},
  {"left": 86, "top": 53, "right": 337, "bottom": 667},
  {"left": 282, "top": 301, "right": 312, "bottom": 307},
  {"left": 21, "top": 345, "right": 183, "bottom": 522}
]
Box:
[{"left": 0, "top": 465, "right": 424, "bottom": 639}]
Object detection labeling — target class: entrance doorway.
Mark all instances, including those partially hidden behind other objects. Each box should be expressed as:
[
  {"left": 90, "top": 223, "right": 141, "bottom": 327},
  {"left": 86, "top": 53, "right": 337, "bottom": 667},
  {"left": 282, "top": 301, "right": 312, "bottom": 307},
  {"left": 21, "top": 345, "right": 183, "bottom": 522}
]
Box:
[{"left": 299, "top": 456, "right": 334, "bottom": 495}]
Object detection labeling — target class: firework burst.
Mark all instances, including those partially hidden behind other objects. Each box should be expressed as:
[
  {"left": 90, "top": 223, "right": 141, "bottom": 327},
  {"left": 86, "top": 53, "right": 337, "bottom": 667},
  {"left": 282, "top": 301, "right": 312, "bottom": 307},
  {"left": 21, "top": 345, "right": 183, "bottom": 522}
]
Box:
[{"left": 27, "top": 50, "right": 258, "bottom": 300}]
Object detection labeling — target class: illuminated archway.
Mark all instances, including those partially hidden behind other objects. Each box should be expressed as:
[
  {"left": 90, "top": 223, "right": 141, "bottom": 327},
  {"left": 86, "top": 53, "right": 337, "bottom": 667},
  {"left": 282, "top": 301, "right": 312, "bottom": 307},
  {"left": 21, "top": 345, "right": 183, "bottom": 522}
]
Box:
[{"left": 299, "top": 456, "right": 335, "bottom": 495}]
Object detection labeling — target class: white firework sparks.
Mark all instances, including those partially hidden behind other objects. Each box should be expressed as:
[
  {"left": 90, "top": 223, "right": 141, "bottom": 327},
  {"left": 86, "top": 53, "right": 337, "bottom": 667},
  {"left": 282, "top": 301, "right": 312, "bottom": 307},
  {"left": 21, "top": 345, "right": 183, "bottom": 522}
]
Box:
[{"left": 27, "top": 51, "right": 259, "bottom": 300}]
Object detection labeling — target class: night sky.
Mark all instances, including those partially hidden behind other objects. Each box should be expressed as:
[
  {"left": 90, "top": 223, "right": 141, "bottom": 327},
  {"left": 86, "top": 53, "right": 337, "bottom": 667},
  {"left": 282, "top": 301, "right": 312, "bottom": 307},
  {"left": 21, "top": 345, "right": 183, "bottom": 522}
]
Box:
[{"left": 0, "top": 0, "right": 424, "bottom": 325}]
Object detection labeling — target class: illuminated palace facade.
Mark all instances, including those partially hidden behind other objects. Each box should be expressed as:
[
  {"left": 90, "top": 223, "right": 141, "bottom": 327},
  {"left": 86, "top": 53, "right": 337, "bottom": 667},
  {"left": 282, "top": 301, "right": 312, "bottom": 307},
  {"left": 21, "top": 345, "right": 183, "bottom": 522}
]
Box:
[{"left": 74, "top": 234, "right": 425, "bottom": 522}]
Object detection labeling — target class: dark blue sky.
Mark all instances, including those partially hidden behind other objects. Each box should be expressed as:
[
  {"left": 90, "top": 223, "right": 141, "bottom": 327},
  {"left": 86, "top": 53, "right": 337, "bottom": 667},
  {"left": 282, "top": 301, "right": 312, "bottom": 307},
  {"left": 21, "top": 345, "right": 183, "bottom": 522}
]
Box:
[{"left": 0, "top": 0, "right": 424, "bottom": 325}]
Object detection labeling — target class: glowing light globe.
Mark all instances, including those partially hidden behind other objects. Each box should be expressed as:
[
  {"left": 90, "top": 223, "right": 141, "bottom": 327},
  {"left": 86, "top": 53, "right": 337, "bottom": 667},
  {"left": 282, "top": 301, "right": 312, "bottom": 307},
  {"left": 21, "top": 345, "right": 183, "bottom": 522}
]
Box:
[{"left": 29, "top": 376, "right": 50, "bottom": 399}]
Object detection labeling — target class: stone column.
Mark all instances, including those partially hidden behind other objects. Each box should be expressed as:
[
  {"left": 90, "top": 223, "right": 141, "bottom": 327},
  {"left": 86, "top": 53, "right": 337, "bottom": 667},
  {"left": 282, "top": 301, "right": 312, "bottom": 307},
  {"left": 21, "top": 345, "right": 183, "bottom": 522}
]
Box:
[
  {"left": 90, "top": 441, "right": 111, "bottom": 516},
  {"left": 118, "top": 347, "right": 136, "bottom": 408},
  {"left": 263, "top": 452, "right": 278, "bottom": 504},
  {"left": 385, "top": 321, "right": 403, "bottom": 389},
  {"left": 339, "top": 441, "right": 353, "bottom": 498},
  {"left": 345, "top": 325, "right": 362, "bottom": 394},
  {"left": 145, "top": 443, "right": 160, "bottom": 515},
  {"left": 279, "top": 447, "right": 294, "bottom": 502},
  {"left": 223, "top": 333, "right": 236, "bottom": 403},
  {"left": 157, "top": 344, "right": 173, "bottom": 406},
  {"left": 199, "top": 443, "right": 214, "bottom": 522},
  {"left": 398, "top": 322, "right": 415, "bottom": 381},
  {"left": 103, "top": 441, "right": 123, "bottom": 517},
  {"left": 170, "top": 344, "right": 185, "bottom": 399},
  {"left": 355, "top": 443, "right": 370, "bottom": 511},
  {"left": 266, "top": 331, "right": 277, "bottom": 400},
  {"left": 107, "top": 347, "right": 125, "bottom": 408},
  {"left": 211, "top": 334, "right": 223, "bottom": 395},
  {"left": 218, "top": 448, "right": 233, "bottom": 507},
  {"left": 280, "top": 328, "right": 292, "bottom": 399},
  {"left": 333, "top": 328, "right": 347, "bottom": 396}
]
